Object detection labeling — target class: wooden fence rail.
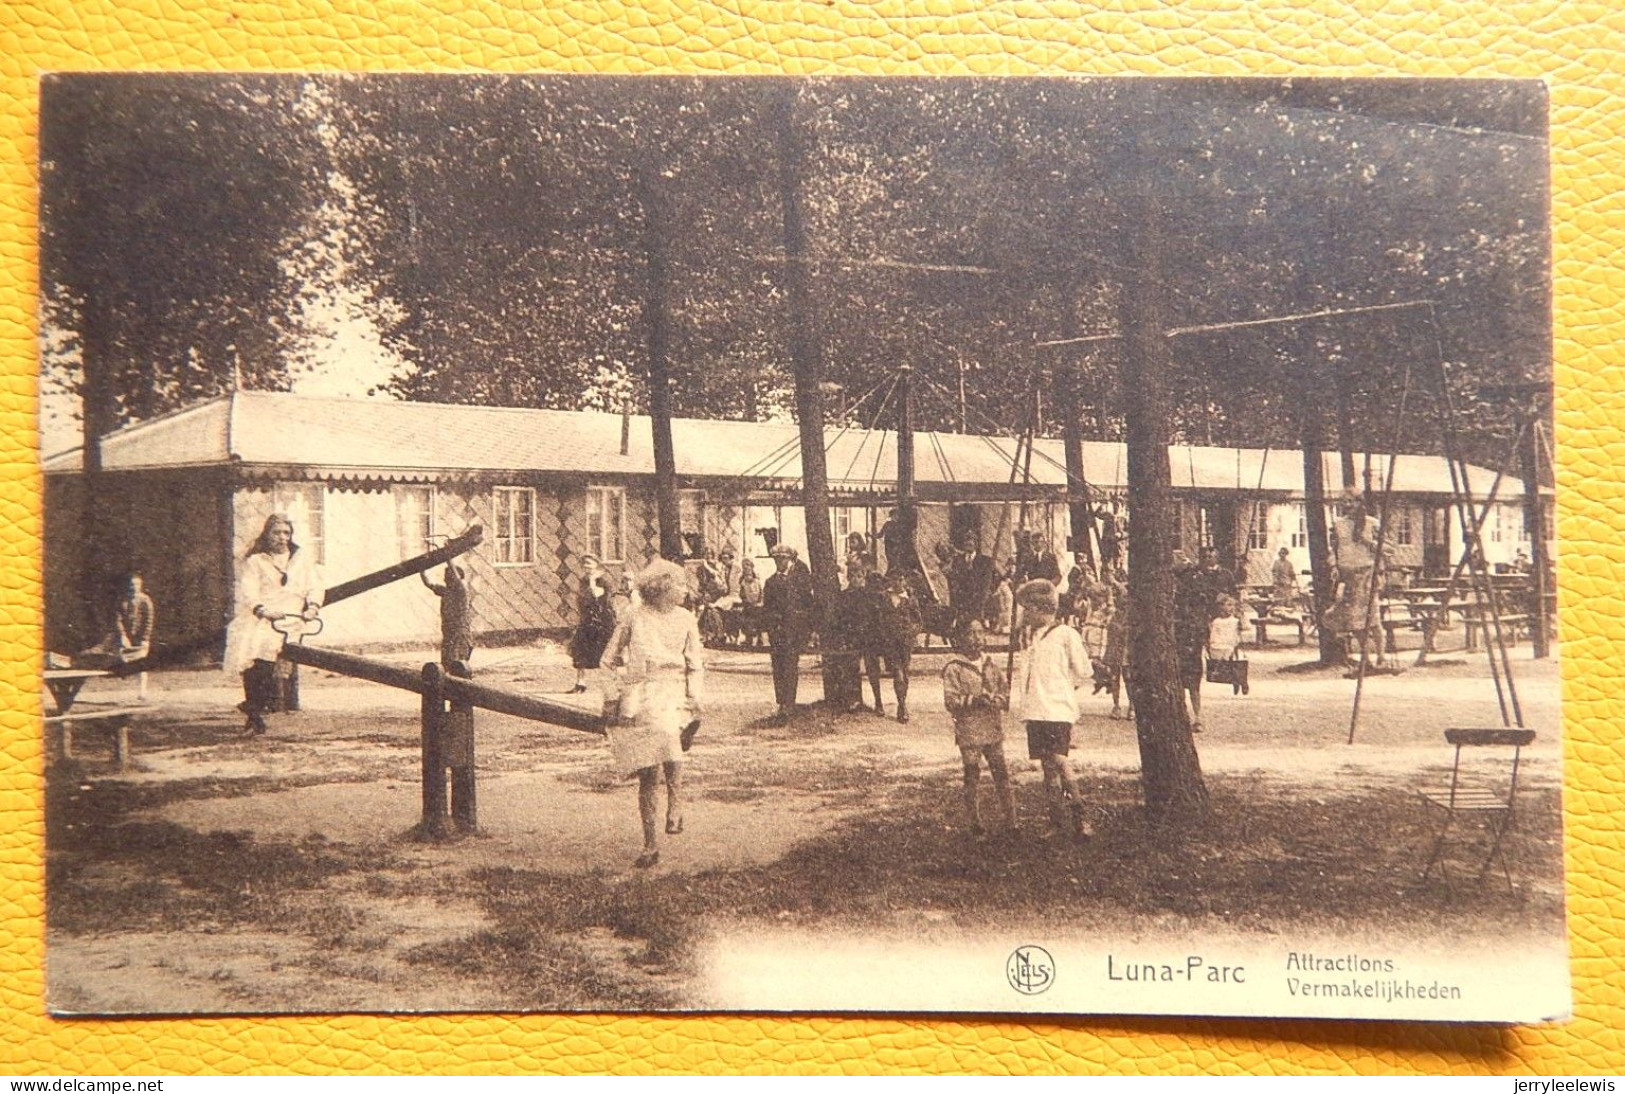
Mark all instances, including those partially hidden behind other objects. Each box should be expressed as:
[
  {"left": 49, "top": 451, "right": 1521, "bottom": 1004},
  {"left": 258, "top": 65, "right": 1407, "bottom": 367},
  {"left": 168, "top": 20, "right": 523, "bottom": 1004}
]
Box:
[
  {"left": 278, "top": 643, "right": 606, "bottom": 736},
  {"left": 279, "top": 642, "right": 605, "bottom": 839}
]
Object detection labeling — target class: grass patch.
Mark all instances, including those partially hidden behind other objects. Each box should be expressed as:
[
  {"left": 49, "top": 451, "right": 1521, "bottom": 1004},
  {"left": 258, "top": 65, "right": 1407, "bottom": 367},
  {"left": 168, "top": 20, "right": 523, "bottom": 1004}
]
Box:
[
  {"left": 406, "top": 769, "right": 1562, "bottom": 1009},
  {"left": 47, "top": 773, "right": 395, "bottom": 936}
]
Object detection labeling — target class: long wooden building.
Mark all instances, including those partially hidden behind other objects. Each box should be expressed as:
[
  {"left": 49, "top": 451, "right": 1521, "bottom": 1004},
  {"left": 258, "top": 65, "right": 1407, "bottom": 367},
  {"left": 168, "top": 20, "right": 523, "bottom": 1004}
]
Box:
[{"left": 42, "top": 392, "right": 1543, "bottom": 652}]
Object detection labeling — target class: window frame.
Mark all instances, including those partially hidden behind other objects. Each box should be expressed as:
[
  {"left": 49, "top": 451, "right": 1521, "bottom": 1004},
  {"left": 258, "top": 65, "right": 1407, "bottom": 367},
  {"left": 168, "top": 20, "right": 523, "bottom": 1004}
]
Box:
[
  {"left": 1245, "top": 501, "right": 1270, "bottom": 551},
  {"left": 272, "top": 483, "right": 326, "bottom": 566},
  {"left": 1393, "top": 506, "right": 1414, "bottom": 547},
  {"left": 394, "top": 484, "right": 437, "bottom": 562},
  {"left": 586, "top": 485, "right": 627, "bottom": 565},
  {"left": 493, "top": 485, "right": 537, "bottom": 567},
  {"left": 1196, "top": 504, "right": 1217, "bottom": 551}
]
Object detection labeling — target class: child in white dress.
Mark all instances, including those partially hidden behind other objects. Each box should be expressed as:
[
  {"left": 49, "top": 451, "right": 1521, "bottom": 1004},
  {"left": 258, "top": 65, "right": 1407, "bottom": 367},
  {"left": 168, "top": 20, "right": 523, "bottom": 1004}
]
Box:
[{"left": 602, "top": 559, "right": 704, "bottom": 869}]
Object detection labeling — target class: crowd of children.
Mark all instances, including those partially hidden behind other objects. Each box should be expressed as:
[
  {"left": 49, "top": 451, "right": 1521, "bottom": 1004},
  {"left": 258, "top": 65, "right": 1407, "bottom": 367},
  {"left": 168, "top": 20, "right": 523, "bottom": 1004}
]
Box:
[
  {"left": 583, "top": 544, "right": 1257, "bottom": 861},
  {"left": 933, "top": 562, "right": 1254, "bottom": 841}
]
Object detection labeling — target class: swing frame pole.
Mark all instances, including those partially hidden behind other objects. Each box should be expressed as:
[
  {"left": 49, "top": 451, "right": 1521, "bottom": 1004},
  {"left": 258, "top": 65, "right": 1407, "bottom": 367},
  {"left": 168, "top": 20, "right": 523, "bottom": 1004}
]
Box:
[{"left": 1004, "top": 390, "right": 1040, "bottom": 681}]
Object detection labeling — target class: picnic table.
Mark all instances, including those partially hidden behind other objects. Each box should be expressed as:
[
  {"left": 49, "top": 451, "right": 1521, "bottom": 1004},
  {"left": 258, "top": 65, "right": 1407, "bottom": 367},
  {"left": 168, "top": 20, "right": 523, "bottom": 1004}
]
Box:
[
  {"left": 43, "top": 670, "right": 156, "bottom": 770},
  {"left": 44, "top": 668, "right": 109, "bottom": 715}
]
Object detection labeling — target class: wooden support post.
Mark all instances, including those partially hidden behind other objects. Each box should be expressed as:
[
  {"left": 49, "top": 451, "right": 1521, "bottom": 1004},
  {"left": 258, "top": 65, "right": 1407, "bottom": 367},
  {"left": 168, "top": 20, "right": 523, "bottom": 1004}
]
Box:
[
  {"left": 112, "top": 717, "right": 130, "bottom": 771},
  {"left": 419, "top": 662, "right": 450, "bottom": 840},
  {"left": 445, "top": 660, "right": 477, "bottom": 834}
]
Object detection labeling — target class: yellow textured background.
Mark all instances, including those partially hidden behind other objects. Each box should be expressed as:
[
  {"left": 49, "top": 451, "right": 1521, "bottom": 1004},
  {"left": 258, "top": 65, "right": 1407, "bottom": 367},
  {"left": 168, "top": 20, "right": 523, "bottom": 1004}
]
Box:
[{"left": 1, "top": 0, "right": 1621, "bottom": 1076}]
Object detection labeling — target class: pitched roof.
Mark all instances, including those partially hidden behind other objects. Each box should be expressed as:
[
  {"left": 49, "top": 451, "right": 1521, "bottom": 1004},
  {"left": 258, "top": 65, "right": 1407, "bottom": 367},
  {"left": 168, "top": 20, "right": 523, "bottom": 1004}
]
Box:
[{"left": 41, "top": 391, "right": 1518, "bottom": 497}]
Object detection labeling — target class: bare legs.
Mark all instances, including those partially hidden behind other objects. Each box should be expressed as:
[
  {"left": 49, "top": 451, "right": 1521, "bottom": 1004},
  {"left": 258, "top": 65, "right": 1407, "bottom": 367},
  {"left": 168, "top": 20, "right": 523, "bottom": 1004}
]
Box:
[
  {"left": 1108, "top": 667, "right": 1133, "bottom": 720},
  {"left": 961, "top": 745, "right": 1016, "bottom": 834},
  {"left": 862, "top": 654, "right": 910, "bottom": 722},
  {"left": 1039, "top": 753, "right": 1090, "bottom": 838},
  {"left": 634, "top": 761, "right": 683, "bottom": 868},
  {"left": 863, "top": 654, "right": 884, "bottom": 714}
]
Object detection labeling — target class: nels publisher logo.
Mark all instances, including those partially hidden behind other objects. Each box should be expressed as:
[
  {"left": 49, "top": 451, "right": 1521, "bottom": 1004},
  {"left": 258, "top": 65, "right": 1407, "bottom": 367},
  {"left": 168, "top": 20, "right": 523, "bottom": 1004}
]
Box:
[{"left": 1006, "top": 945, "right": 1055, "bottom": 995}]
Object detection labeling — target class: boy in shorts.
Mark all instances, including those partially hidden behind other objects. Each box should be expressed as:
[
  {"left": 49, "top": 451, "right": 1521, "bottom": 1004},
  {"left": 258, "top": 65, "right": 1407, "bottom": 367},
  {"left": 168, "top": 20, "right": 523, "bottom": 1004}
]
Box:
[
  {"left": 942, "top": 621, "right": 1015, "bottom": 835},
  {"left": 1010, "top": 579, "right": 1093, "bottom": 839}
]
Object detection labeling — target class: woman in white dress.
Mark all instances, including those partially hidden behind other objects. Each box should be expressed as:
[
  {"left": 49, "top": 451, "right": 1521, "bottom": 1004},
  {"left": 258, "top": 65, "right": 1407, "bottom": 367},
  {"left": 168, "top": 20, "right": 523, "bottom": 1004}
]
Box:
[
  {"left": 602, "top": 559, "right": 703, "bottom": 868},
  {"left": 222, "top": 514, "right": 324, "bottom": 735}
]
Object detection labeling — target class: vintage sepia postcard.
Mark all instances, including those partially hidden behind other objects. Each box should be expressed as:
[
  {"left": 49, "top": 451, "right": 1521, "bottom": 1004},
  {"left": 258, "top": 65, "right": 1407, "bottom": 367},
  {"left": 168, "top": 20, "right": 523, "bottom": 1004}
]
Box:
[{"left": 38, "top": 73, "right": 1564, "bottom": 1021}]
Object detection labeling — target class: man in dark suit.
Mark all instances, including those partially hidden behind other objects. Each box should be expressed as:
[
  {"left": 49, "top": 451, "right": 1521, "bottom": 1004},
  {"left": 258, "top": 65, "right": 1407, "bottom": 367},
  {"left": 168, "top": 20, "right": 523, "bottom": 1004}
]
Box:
[
  {"left": 761, "top": 544, "right": 817, "bottom": 723},
  {"left": 947, "top": 538, "right": 998, "bottom": 634}
]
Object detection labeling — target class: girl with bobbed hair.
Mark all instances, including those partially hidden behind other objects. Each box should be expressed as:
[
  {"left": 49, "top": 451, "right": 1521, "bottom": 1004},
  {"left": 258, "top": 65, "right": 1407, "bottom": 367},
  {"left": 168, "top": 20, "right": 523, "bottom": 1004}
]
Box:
[{"left": 602, "top": 558, "right": 705, "bottom": 868}]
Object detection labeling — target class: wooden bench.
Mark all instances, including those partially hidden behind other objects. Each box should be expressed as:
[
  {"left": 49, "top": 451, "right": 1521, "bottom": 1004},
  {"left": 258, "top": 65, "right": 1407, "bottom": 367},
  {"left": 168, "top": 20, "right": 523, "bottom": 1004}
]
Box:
[
  {"left": 1465, "top": 614, "right": 1530, "bottom": 651},
  {"left": 1380, "top": 615, "right": 1419, "bottom": 653},
  {"left": 1251, "top": 616, "right": 1306, "bottom": 647},
  {"left": 45, "top": 704, "right": 154, "bottom": 770}
]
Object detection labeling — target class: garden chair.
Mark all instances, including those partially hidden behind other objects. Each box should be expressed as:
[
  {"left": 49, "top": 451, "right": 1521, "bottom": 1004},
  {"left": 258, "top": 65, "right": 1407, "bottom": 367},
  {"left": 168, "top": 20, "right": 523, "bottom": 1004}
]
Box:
[{"left": 1418, "top": 727, "right": 1536, "bottom": 891}]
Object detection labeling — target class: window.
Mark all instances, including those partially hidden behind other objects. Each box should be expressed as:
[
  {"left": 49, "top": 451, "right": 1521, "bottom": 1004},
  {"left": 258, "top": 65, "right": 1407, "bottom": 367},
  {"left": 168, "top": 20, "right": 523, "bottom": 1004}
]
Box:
[
  {"left": 586, "top": 486, "right": 626, "bottom": 564},
  {"left": 1246, "top": 501, "right": 1270, "bottom": 551},
  {"left": 830, "top": 506, "right": 853, "bottom": 545},
  {"left": 493, "top": 486, "right": 535, "bottom": 565},
  {"left": 395, "top": 486, "right": 435, "bottom": 560},
  {"left": 1488, "top": 505, "right": 1504, "bottom": 544},
  {"left": 273, "top": 484, "right": 325, "bottom": 565},
  {"left": 1196, "top": 504, "right": 1216, "bottom": 550},
  {"left": 1393, "top": 507, "right": 1414, "bottom": 547},
  {"left": 1290, "top": 505, "right": 1308, "bottom": 549},
  {"left": 1170, "top": 501, "right": 1184, "bottom": 551}
]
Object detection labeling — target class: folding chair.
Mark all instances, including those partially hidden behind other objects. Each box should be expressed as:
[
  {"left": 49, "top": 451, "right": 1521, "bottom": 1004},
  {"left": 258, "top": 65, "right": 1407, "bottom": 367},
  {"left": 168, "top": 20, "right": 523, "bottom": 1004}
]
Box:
[{"left": 1418, "top": 727, "right": 1537, "bottom": 890}]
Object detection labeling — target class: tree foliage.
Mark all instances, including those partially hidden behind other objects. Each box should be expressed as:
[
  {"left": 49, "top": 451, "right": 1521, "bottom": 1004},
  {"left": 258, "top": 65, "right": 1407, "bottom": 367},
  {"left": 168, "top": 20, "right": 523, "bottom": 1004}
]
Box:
[
  {"left": 40, "top": 76, "right": 343, "bottom": 431},
  {"left": 42, "top": 75, "right": 1549, "bottom": 473}
]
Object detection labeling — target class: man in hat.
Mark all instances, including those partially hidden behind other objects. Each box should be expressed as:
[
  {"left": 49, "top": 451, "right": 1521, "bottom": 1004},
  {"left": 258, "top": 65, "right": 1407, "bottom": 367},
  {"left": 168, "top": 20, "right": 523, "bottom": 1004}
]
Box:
[{"left": 761, "top": 544, "right": 817, "bottom": 723}]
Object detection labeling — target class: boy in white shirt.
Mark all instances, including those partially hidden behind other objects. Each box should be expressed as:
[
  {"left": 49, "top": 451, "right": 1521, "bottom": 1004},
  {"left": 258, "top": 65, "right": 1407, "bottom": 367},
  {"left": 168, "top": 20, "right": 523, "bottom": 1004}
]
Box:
[{"left": 1009, "top": 580, "right": 1093, "bottom": 840}]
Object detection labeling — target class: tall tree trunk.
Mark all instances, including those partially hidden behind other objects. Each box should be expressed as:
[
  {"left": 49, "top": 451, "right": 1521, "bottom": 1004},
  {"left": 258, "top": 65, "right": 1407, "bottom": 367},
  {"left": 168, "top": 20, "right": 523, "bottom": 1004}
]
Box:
[
  {"left": 1060, "top": 360, "right": 1096, "bottom": 572},
  {"left": 78, "top": 309, "right": 119, "bottom": 644},
  {"left": 1332, "top": 353, "right": 1358, "bottom": 492},
  {"left": 637, "top": 162, "right": 685, "bottom": 563},
  {"left": 775, "top": 89, "right": 852, "bottom": 707},
  {"left": 1121, "top": 190, "right": 1208, "bottom": 824},
  {"left": 1299, "top": 360, "right": 1342, "bottom": 665}
]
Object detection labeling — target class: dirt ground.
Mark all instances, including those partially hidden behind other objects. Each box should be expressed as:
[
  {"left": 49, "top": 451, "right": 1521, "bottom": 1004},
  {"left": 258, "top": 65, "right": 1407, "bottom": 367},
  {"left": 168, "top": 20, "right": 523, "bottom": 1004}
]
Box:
[{"left": 43, "top": 637, "right": 1566, "bottom": 1015}]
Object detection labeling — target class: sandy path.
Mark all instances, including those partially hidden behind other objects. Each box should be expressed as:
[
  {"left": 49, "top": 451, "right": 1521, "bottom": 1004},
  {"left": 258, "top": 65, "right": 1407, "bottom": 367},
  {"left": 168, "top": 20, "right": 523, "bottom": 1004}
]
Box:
[{"left": 47, "top": 640, "right": 1564, "bottom": 1014}]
